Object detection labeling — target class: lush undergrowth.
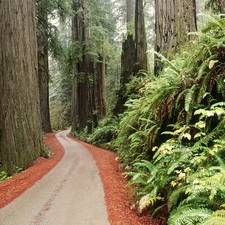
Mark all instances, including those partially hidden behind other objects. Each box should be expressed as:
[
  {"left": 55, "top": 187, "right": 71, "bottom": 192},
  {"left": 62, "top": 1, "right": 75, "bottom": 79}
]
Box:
[{"left": 88, "top": 16, "right": 225, "bottom": 224}]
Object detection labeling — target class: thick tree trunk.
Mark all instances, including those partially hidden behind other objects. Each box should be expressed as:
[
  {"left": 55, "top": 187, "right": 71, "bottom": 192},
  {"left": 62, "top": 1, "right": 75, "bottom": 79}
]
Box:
[
  {"left": 0, "top": 0, "right": 45, "bottom": 175},
  {"left": 37, "top": 0, "right": 52, "bottom": 133},
  {"left": 71, "top": 1, "right": 82, "bottom": 133},
  {"left": 135, "top": 0, "right": 148, "bottom": 72},
  {"left": 113, "top": 0, "right": 148, "bottom": 116},
  {"left": 71, "top": 0, "right": 93, "bottom": 133},
  {"left": 113, "top": 34, "right": 136, "bottom": 116},
  {"left": 155, "top": 0, "right": 197, "bottom": 75}
]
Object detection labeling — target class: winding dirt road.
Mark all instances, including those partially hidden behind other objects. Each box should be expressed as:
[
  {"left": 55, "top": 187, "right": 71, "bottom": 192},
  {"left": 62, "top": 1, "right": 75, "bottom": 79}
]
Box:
[{"left": 0, "top": 131, "right": 109, "bottom": 225}]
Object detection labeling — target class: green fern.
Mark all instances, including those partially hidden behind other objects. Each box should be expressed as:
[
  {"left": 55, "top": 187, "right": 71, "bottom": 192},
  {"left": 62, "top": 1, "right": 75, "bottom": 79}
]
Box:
[
  {"left": 168, "top": 206, "right": 212, "bottom": 225},
  {"left": 202, "top": 209, "right": 225, "bottom": 225},
  {"left": 104, "top": 15, "right": 225, "bottom": 223}
]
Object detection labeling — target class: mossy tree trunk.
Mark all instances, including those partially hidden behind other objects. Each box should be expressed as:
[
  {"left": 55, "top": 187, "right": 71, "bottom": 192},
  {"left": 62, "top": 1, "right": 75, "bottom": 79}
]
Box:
[
  {"left": 0, "top": 0, "right": 45, "bottom": 175},
  {"left": 155, "top": 0, "right": 197, "bottom": 75},
  {"left": 37, "top": 0, "right": 52, "bottom": 133}
]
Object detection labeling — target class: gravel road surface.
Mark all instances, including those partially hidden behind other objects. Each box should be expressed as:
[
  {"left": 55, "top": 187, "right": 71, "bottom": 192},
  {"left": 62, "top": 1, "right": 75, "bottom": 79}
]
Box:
[{"left": 0, "top": 130, "right": 109, "bottom": 225}]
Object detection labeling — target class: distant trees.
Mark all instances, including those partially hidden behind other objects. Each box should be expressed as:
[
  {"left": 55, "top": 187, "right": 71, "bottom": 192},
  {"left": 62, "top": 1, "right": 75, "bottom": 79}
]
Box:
[
  {"left": 154, "top": 0, "right": 197, "bottom": 75},
  {"left": 113, "top": 0, "right": 148, "bottom": 116},
  {"left": 71, "top": 0, "right": 115, "bottom": 133},
  {"left": 36, "top": 0, "right": 71, "bottom": 132},
  {"left": 0, "top": 0, "right": 45, "bottom": 175}
]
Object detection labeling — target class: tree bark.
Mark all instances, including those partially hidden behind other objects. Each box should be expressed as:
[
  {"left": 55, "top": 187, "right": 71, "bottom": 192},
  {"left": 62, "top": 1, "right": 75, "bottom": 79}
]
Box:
[
  {"left": 135, "top": 0, "right": 148, "bottom": 72},
  {"left": 0, "top": 0, "right": 45, "bottom": 175},
  {"left": 113, "top": 35, "right": 136, "bottom": 116},
  {"left": 37, "top": 0, "right": 52, "bottom": 133},
  {"left": 97, "top": 54, "right": 106, "bottom": 119},
  {"left": 155, "top": 0, "right": 197, "bottom": 75},
  {"left": 127, "top": 0, "right": 133, "bottom": 23},
  {"left": 222, "top": 1, "right": 225, "bottom": 13},
  {"left": 113, "top": 0, "right": 148, "bottom": 116},
  {"left": 71, "top": 0, "right": 93, "bottom": 133}
]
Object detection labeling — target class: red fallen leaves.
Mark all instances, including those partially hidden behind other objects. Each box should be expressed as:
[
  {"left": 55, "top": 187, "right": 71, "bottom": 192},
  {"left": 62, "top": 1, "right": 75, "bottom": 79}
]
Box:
[{"left": 0, "top": 132, "right": 167, "bottom": 224}]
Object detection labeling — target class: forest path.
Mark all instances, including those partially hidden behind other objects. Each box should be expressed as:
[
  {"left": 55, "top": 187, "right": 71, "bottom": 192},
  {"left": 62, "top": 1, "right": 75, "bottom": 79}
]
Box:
[{"left": 0, "top": 130, "right": 109, "bottom": 225}]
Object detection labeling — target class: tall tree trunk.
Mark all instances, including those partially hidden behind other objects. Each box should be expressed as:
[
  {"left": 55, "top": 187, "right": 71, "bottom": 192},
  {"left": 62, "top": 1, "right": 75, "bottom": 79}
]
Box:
[
  {"left": 113, "top": 0, "right": 148, "bottom": 116},
  {"left": 221, "top": 0, "right": 225, "bottom": 13},
  {"left": 37, "top": 0, "right": 52, "bottom": 133},
  {"left": 97, "top": 54, "right": 106, "bottom": 119},
  {"left": 113, "top": 34, "right": 136, "bottom": 116},
  {"left": 135, "top": 0, "right": 148, "bottom": 72},
  {"left": 155, "top": 0, "right": 197, "bottom": 75},
  {"left": 127, "top": 0, "right": 133, "bottom": 23},
  {"left": 0, "top": 0, "right": 45, "bottom": 175},
  {"left": 71, "top": 0, "right": 93, "bottom": 133},
  {"left": 126, "top": 0, "right": 133, "bottom": 34}
]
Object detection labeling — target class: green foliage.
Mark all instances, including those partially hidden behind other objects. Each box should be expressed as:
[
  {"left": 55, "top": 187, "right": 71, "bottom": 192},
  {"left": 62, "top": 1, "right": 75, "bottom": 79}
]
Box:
[
  {"left": 126, "top": 106, "right": 225, "bottom": 223},
  {"left": 124, "top": 159, "right": 169, "bottom": 213},
  {"left": 0, "top": 167, "right": 22, "bottom": 182},
  {"left": 201, "top": 208, "right": 225, "bottom": 225},
  {"left": 205, "top": 0, "right": 223, "bottom": 14},
  {"left": 111, "top": 15, "right": 225, "bottom": 224},
  {"left": 114, "top": 15, "right": 225, "bottom": 165},
  {"left": 168, "top": 207, "right": 212, "bottom": 225},
  {"left": 0, "top": 171, "right": 7, "bottom": 182},
  {"left": 88, "top": 117, "right": 119, "bottom": 148}
]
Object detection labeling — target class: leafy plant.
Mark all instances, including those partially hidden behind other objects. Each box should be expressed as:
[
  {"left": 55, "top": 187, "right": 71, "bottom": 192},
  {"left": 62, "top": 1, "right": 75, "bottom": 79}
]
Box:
[
  {"left": 113, "top": 15, "right": 225, "bottom": 170},
  {"left": 88, "top": 117, "right": 119, "bottom": 148},
  {"left": 0, "top": 171, "right": 7, "bottom": 182},
  {"left": 124, "top": 101, "right": 225, "bottom": 223}
]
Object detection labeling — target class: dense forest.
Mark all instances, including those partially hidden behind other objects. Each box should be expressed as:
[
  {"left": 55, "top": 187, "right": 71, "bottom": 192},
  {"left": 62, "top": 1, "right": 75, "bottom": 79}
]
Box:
[{"left": 1, "top": 0, "right": 225, "bottom": 224}]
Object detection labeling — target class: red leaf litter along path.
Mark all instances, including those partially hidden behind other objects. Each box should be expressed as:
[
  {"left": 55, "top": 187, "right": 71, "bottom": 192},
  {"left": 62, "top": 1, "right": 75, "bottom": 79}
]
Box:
[{"left": 0, "top": 132, "right": 167, "bottom": 225}]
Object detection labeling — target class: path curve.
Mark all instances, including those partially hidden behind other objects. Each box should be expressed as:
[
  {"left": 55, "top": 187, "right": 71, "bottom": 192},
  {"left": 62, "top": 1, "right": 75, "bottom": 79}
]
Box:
[{"left": 0, "top": 130, "right": 109, "bottom": 225}]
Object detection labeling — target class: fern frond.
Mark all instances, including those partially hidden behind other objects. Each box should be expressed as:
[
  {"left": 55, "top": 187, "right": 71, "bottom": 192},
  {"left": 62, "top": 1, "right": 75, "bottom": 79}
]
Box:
[
  {"left": 138, "top": 194, "right": 164, "bottom": 213},
  {"left": 185, "top": 85, "right": 196, "bottom": 113},
  {"left": 201, "top": 209, "right": 225, "bottom": 225},
  {"left": 168, "top": 206, "right": 212, "bottom": 225},
  {"left": 167, "top": 153, "right": 190, "bottom": 175},
  {"left": 168, "top": 185, "right": 189, "bottom": 211}
]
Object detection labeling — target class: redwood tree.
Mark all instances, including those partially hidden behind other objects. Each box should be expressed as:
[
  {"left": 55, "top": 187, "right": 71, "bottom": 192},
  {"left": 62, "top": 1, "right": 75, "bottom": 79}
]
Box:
[
  {"left": 37, "top": 0, "right": 52, "bottom": 133},
  {"left": 0, "top": 0, "right": 45, "bottom": 175},
  {"left": 113, "top": 0, "right": 148, "bottom": 116},
  {"left": 155, "top": 0, "right": 197, "bottom": 75},
  {"left": 135, "top": 0, "right": 148, "bottom": 72},
  {"left": 97, "top": 54, "right": 106, "bottom": 119},
  {"left": 71, "top": 0, "right": 94, "bottom": 133},
  {"left": 71, "top": 0, "right": 112, "bottom": 133}
]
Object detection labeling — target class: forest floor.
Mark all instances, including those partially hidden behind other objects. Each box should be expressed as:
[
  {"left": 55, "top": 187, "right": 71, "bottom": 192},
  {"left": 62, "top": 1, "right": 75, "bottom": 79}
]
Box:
[{"left": 0, "top": 131, "right": 167, "bottom": 225}]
